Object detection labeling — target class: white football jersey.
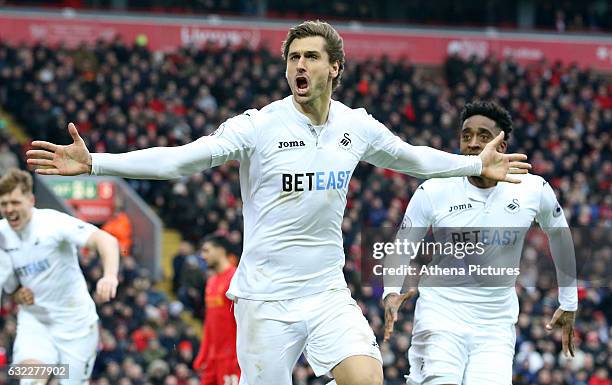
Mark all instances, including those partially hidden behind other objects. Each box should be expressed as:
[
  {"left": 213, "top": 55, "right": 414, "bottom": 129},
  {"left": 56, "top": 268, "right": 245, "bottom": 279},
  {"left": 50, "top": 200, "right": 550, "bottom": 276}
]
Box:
[
  {"left": 0, "top": 208, "right": 99, "bottom": 338},
  {"left": 92, "top": 95, "right": 482, "bottom": 300},
  {"left": 0, "top": 246, "right": 13, "bottom": 307},
  {"left": 208, "top": 96, "right": 482, "bottom": 300},
  {"left": 395, "top": 174, "right": 576, "bottom": 325}
]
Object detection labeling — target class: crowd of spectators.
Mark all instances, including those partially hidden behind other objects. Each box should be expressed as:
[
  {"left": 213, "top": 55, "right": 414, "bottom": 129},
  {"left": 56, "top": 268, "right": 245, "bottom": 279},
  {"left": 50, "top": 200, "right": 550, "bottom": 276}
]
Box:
[
  {"left": 0, "top": 131, "right": 25, "bottom": 175},
  {"left": 0, "top": 36, "right": 610, "bottom": 384}
]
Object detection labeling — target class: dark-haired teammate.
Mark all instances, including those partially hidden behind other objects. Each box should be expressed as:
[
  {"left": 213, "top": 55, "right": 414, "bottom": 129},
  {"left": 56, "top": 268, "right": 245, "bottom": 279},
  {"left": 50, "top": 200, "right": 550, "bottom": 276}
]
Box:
[
  {"left": 383, "top": 102, "right": 577, "bottom": 385},
  {"left": 193, "top": 235, "right": 239, "bottom": 385},
  {"left": 27, "top": 21, "right": 530, "bottom": 385}
]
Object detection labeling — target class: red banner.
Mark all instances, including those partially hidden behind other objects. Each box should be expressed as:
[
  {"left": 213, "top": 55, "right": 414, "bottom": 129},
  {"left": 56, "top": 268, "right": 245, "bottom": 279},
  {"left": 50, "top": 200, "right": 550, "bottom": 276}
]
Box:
[{"left": 1, "top": 12, "right": 612, "bottom": 71}]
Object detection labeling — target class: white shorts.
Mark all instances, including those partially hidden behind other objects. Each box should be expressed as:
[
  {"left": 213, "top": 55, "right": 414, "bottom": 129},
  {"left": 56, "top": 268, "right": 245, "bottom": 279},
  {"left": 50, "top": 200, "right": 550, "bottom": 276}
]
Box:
[
  {"left": 234, "top": 288, "right": 382, "bottom": 385},
  {"left": 406, "top": 299, "right": 515, "bottom": 385},
  {"left": 13, "top": 312, "right": 99, "bottom": 385}
]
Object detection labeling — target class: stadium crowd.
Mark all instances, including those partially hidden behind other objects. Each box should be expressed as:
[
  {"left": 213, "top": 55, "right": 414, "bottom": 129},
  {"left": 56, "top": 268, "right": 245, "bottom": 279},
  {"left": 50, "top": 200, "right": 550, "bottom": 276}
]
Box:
[{"left": 0, "top": 37, "right": 610, "bottom": 384}]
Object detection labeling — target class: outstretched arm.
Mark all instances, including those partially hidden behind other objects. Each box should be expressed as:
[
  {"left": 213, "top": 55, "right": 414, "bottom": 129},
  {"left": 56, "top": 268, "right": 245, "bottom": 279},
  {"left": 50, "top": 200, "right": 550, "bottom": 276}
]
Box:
[
  {"left": 89, "top": 138, "right": 215, "bottom": 179},
  {"left": 27, "top": 123, "right": 216, "bottom": 179},
  {"left": 363, "top": 118, "right": 530, "bottom": 182},
  {"left": 28, "top": 115, "right": 256, "bottom": 179}
]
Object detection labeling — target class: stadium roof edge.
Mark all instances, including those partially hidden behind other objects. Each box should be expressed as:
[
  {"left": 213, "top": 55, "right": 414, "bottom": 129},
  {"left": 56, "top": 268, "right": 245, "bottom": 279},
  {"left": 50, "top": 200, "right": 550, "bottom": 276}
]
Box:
[{"left": 1, "top": 6, "right": 612, "bottom": 43}]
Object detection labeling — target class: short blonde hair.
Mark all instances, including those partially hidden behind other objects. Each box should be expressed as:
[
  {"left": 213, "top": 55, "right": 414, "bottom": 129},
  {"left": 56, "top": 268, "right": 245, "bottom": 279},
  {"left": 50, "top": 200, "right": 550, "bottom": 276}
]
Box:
[{"left": 0, "top": 168, "right": 33, "bottom": 196}]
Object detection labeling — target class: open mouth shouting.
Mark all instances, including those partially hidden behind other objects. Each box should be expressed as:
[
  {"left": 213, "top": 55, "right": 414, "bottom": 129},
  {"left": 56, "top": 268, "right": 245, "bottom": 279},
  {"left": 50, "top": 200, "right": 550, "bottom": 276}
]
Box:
[
  {"left": 6, "top": 212, "right": 20, "bottom": 228},
  {"left": 295, "top": 75, "right": 309, "bottom": 95}
]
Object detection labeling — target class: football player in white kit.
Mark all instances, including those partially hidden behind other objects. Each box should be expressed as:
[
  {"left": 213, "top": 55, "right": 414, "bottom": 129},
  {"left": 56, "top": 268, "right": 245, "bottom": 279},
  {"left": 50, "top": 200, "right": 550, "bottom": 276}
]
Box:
[
  {"left": 0, "top": 168, "right": 120, "bottom": 385},
  {"left": 383, "top": 101, "right": 577, "bottom": 385},
  {"left": 0, "top": 247, "right": 14, "bottom": 303},
  {"left": 26, "top": 22, "right": 531, "bottom": 385}
]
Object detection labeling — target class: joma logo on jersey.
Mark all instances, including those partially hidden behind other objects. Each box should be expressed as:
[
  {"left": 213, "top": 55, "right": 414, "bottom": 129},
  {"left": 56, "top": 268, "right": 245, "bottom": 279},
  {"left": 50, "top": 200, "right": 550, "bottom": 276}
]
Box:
[
  {"left": 282, "top": 170, "right": 351, "bottom": 192},
  {"left": 448, "top": 203, "right": 473, "bottom": 212},
  {"left": 278, "top": 140, "right": 306, "bottom": 149}
]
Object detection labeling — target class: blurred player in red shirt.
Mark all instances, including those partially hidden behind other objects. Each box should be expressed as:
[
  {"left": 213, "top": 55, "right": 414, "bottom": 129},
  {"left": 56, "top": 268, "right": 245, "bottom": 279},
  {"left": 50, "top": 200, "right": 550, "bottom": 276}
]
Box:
[{"left": 193, "top": 235, "right": 240, "bottom": 385}]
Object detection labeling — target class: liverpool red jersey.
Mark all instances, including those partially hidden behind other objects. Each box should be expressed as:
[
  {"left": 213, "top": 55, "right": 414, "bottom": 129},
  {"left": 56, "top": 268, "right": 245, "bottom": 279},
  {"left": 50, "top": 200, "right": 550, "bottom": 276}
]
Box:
[{"left": 195, "top": 265, "right": 237, "bottom": 365}]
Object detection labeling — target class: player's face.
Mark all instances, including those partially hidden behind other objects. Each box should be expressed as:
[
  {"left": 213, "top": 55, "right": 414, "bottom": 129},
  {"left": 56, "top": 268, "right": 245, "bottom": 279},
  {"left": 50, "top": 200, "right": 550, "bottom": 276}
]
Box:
[
  {"left": 286, "top": 36, "right": 339, "bottom": 104},
  {"left": 0, "top": 186, "right": 35, "bottom": 231},
  {"left": 460, "top": 115, "right": 507, "bottom": 156},
  {"left": 201, "top": 242, "right": 222, "bottom": 269}
]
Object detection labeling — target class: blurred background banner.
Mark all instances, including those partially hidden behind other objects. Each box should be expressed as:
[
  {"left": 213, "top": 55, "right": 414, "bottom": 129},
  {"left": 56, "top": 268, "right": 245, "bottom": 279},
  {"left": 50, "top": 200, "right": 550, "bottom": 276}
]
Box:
[{"left": 1, "top": 9, "right": 612, "bottom": 70}]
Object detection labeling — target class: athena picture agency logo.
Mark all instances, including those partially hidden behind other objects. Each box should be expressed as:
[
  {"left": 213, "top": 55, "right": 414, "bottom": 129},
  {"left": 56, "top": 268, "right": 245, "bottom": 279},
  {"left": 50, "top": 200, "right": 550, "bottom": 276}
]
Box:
[{"left": 360, "top": 226, "right": 593, "bottom": 290}]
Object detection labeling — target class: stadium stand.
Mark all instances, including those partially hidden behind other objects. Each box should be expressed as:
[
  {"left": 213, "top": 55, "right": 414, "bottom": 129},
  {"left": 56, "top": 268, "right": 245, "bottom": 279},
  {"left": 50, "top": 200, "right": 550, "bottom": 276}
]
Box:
[
  {"left": 0, "top": 34, "right": 610, "bottom": 384},
  {"left": 3, "top": 0, "right": 612, "bottom": 32}
]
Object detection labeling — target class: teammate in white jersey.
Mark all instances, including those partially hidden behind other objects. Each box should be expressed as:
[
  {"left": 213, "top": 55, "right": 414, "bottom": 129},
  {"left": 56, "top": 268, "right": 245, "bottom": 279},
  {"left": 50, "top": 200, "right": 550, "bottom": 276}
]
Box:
[
  {"left": 26, "top": 22, "right": 531, "bottom": 385},
  {"left": 382, "top": 101, "right": 577, "bottom": 385},
  {"left": 0, "top": 247, "right": 13, "bottom": 307},
  {"left": 0, "top": 168, "right": 120, "bottom": 385}
]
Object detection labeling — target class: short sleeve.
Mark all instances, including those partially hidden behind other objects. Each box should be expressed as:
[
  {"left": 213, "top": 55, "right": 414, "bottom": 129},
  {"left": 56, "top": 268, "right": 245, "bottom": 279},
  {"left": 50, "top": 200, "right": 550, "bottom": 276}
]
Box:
[
  {"left": 384, "top": 185, "right": 434, "bottom": 298},
  {"left": 209, "top": 110, "right": 259, "bottom": 166},
  {"left": 396, "top": 184, "right": 435, "bottom": 251},
  {"left": 54, "top": 212, "right": 99, "bottom": 248},
  {"left": 402, "top": 185, "right": 435, "bottom": 230},
  {"left": 535, "top": 182, "right": 568, "bottom": 228}
]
